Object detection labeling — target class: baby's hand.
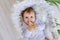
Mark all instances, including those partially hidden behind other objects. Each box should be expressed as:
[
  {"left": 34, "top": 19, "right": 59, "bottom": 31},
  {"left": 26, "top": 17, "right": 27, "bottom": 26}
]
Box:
[{"left": 28, "top": 21, "right": 38, "bottom": 31}]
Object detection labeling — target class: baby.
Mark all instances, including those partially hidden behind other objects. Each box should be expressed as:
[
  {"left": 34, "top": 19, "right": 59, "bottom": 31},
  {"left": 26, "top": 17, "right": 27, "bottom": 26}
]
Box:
[{"left": 21, "top": 7, "right": 48, "bottom": 40}]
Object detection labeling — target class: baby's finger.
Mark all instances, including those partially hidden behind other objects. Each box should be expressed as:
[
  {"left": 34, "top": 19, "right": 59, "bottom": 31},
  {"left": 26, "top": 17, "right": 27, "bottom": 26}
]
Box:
[
  {"left": 28, "top": 21, "right": 33, "bottom": 26},
  {"left": 31, "top": 21, "right": 36, "bottom": 25}
]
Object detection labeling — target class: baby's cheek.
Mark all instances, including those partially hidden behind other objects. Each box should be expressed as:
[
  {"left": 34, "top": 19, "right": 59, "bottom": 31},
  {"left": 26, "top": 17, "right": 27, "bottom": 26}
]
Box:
[
  {"left": 32, "top": 19, "right": 35, "bottom": 22},
  {"left": 24, "top": 19, "right": 28, "bottom": 24}
]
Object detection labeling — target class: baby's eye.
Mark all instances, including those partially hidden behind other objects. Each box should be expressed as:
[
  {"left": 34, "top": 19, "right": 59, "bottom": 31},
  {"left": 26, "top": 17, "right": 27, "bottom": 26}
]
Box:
[
  {"left": 25, "top": 17, "right": 28, "bottom": 18},
  {"left": 31, "top": 16, "right": 33, "bottom": 18}
]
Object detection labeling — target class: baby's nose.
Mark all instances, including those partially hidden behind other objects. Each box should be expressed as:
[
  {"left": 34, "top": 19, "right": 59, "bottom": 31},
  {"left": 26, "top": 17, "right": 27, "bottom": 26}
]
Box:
[
  {"left": 28, "top": 18, "right": 31, "bottom": 21},
  {"left": 28, "top": 19, "right": 31, "bottom": 23}
]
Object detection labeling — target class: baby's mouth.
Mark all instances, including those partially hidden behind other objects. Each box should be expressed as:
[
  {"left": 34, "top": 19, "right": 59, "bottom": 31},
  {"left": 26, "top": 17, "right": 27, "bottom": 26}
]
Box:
[{"left": 28, "top": 21, "right": 34, "bottom": 26}]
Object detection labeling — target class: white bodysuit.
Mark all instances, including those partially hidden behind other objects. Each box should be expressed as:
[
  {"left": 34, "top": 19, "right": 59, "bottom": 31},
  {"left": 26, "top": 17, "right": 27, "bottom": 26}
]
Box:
[{"left": 22, "top": 19, "right": 45, "bottom": 40}]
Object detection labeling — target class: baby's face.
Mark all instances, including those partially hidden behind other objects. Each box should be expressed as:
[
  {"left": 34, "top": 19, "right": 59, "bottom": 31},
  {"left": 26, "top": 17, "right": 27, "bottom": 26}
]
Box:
[{"left": 23, "top": 11, "right": 35, "bottom": 25}]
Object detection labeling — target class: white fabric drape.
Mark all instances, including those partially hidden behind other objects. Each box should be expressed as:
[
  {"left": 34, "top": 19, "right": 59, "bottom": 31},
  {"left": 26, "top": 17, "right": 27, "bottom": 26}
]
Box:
[{"left": 0, "top": 0, "right": 25, "bottom": 40}]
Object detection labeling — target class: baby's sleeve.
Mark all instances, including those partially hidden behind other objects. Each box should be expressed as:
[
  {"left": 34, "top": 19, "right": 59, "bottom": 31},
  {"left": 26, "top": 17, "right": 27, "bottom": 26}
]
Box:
[{"left": 24, "top": 29, "right": 32, "bottom": 38}]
